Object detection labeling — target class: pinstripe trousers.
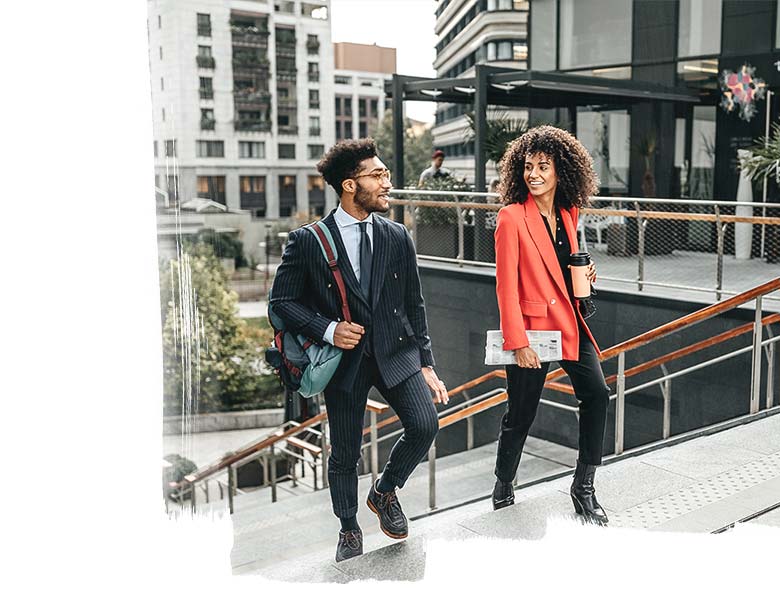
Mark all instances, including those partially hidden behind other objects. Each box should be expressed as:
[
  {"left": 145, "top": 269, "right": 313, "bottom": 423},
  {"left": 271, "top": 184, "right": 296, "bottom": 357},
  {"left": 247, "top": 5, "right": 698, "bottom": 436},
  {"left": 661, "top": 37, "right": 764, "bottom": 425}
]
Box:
[{"left": 324, "top": 355, "right": 439, "bottom": 519}]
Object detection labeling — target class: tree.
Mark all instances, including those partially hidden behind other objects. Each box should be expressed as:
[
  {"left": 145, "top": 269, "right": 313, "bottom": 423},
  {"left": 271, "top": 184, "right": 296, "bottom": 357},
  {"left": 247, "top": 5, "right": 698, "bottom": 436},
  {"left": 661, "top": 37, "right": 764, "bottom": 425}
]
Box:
[
  {"left": 374, "top": 109, "right": 434, "bottom": 188},
  {"left": 739, "top": 121, "right": 780, "bottom": 185},
  {"left": 464, "top": 110, "right": 528, "bottom": 165},
  {"left": 160, "top": 243, "right": 282, "bottom": 415}
]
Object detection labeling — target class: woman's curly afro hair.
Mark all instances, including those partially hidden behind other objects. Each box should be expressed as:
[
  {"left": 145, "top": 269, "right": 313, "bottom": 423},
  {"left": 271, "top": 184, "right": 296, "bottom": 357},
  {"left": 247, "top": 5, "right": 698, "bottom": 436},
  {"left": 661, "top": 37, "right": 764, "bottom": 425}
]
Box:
[
  {"left": 498, "top": 125, "right": 599, "bottom": 209},
  {"left": 316, "top": 138, "right": 378, "bottom": 197}
]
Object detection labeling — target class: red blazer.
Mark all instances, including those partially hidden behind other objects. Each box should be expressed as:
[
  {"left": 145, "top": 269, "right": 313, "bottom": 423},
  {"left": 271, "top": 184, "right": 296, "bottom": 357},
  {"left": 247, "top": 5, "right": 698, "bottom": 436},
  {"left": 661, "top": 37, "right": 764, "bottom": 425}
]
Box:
[{"left": 494, "top": 195, "right": 600, "bottom": 361}]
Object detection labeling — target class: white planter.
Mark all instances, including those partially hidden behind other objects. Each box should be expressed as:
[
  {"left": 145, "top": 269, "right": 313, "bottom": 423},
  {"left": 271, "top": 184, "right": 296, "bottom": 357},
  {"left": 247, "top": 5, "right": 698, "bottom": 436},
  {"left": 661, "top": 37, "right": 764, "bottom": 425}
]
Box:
[{"left": 735, "top": 149, "right": 754, "bottom": 260}]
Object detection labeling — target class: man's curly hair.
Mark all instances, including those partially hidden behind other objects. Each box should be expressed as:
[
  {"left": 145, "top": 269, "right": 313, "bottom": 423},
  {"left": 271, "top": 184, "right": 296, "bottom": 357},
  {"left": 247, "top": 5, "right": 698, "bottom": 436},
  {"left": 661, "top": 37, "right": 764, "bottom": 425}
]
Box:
[
  {"left": 498, "top": 125, "right": 599, "bottom": 208},
  {"left": 316, "top": 138, "right": 378, "bottom": 197}
]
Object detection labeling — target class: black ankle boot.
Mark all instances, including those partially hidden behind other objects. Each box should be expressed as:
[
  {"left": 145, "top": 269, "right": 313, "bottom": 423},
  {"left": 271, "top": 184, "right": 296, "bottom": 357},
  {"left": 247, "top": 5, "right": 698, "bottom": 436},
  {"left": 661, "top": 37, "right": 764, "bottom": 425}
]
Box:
[
  {"left": 492, "top": 479, "right": 515, "bottom": 510},
  {"left": 570, "top": 460, "right": 608, "bottom": 525}
]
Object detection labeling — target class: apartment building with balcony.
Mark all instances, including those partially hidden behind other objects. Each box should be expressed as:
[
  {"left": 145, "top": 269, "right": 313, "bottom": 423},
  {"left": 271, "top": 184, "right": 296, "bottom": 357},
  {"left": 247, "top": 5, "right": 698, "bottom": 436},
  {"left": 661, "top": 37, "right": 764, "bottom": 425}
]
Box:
[
  {"left": 432, "top": 0, "right": 530, "bottom": 180},
  {"left": 148, "top": 0, "right": 336, "bottom": 221},
  {"left": 333, "top": 42, "right": 395, "bottom": 141}
]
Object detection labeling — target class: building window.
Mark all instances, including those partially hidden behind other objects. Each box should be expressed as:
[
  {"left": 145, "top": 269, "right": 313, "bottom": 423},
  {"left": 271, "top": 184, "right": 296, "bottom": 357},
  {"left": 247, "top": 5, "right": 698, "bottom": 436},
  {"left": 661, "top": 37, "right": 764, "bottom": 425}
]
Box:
[
  {"left": 159, "top": 46, "right": 163, "bottom": 60},
  {"left": 160, "top": 77, "right": 164, "bottom": 91},
  {"left": 158, "top": 15, "right": 161, "bottom": 29},
  {"left": 531, "top": 0, "right": 556, "bottom": 71},
  {"left": 279, "top": 143, "right": 296, "bottom": 159},
  {"left": 154, "top": 141, "right": 158, "bottom": 157},
  {"left": 197, "top": 45, "right": 215, "bottom": 69},
  {"left": 197, "top": 176, "right": 226, "bottom": 204},
  {"left": 345, "top": 122, "right": 353, "bottom": 138},
  {"left": 308, "top": 62, "right": 319, "bottom": 82},
  {"left": 199, "top": 77, "right": 213, "bottom": 99},
  {"left": 576, "top": 108, "right": 630, "bottom": 194},
  {"left": 196, "top": 140, "right": 224, "bottom": 158},
  {"left": 309, "top": 89, "right": 320, "bottom": 109},
  {"left": 201, "top": 108, "right": 215, "bottom": 130},
  {"left": 678, "top": 0, "right": 722, "bottom": 58},
  {"left": 275, "top": 1, "right": 296, "bottom": 14},
  {"left": 165, "top": 139, "right": 176, "bottom": 157},
  {"left": 308, "top": 175, "right": 326, "bottom": 217},
  {"left": 279, "top": 175, "right": 297, "bottom": 217},
  {"left": 239, "top": 141, "right": 266, "bottom": 159},
  {"left": 359, "top": 122, "right": 367, "bottom": 138},
  {"left": 240, "top": 176, "right": 266, "bottom": 217},
  {"left": 167, "top": 175, "right": 179, "bottom": 203},
  {"left": 308, "top": 144, "right": 324, "bottom": 160},
  {"left": 278, "top": 114, "right": 290, "bottom": 127},
  {"left": 307, "top": 34, "right": 320, "bottom": 54},
  {"left": 302, "top": 3, "right": 328, "bottom": 19},
  {"left": 559, "top": 0, "right": 631, "bottom": 70},
  {"left": 370, "top": 99, "right": 378, "bottom": 119},
  {"left": 335, "top": 75, "right": 352, "bottom": 85},
  {"left": 197, "top": 13, "right": 211, "bottom": 36},
  {"left": 358, "top": 98, "right": 367, "bottom": 117},
  {"left": 309, "top": 116, "right": 320, "bottom": 136}
]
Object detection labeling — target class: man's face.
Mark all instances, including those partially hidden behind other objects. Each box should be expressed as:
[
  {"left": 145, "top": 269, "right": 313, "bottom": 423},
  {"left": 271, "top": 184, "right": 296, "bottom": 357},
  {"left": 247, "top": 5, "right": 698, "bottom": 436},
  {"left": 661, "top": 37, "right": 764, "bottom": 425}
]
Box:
[
  {"left": 352, "top": 156, "right": 392, "bottom": 213},
  {"left": 433, "top": 156, "right": 444, "bottom": 169}
]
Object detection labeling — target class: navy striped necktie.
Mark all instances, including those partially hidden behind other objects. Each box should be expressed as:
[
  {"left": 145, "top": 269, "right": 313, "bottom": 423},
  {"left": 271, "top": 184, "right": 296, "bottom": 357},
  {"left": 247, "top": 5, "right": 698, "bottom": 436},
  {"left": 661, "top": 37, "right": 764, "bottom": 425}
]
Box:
[{"left": 358, "top": 221, "right": 372, "bottom": 301}]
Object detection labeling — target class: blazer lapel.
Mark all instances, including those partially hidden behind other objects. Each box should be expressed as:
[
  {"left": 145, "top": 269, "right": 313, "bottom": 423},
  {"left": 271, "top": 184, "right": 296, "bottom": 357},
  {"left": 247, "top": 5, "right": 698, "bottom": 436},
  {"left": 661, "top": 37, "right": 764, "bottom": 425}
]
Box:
[
  {"left": 522, "top": 197, "right": 568, "bottom": 299},
  {"left": 370, "top": 217, "right": 388, "bottom": 310},
  {"left": 322, "top": 211, "right": 370, "bottom": 310}
]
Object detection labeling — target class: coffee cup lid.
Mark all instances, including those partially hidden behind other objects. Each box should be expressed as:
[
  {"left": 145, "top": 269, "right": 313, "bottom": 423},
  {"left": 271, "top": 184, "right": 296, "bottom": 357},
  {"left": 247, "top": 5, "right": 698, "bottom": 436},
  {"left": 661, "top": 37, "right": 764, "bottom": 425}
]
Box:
[{"left": 569, "top": 252, "right": 590, "bottom": 266}]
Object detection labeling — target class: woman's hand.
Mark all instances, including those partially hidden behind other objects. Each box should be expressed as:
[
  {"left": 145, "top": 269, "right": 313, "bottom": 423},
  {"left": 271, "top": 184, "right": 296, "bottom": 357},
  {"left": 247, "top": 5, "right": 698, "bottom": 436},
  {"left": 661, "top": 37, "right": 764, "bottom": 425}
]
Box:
[
  {"left": 514, "top": 346, "right": 542, "bottom": 369},
  {"left": 586, "top": 261, "right": 597, "bottom": 283}
]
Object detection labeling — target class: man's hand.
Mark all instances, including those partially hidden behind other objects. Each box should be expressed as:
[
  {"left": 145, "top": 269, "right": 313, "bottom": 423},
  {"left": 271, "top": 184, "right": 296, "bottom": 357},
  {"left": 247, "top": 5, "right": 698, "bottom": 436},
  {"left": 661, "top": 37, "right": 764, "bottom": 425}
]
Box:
[
  {"left": 514, "top": 346, "right": 541, "bottom": 369},
  {"left": 422, "top": 366, "right": 448, "bottom": 405},
  {"left": 333, "top": 322, "right": 364, "bottom": 350}
]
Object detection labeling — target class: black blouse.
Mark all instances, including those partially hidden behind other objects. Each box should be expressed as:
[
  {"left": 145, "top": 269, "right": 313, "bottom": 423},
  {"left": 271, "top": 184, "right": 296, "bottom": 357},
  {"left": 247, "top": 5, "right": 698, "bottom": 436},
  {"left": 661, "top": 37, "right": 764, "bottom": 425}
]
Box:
[{"left": 541, "top": 207, "right": 575, "bottom": 302}]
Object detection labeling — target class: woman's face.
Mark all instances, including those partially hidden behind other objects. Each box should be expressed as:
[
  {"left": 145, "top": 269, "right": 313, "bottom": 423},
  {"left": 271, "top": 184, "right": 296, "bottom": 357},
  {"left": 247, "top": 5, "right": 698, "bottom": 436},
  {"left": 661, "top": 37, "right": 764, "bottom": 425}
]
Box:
[{"left": 523, "top": 152, "right": 557, "bottom": 199}]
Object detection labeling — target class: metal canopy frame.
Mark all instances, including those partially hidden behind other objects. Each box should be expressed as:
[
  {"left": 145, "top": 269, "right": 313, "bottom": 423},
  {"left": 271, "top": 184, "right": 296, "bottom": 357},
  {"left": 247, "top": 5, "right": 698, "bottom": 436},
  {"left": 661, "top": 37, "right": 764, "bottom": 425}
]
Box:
[{"left": 386, "top": 66, "right": 702, "bottom": 261}]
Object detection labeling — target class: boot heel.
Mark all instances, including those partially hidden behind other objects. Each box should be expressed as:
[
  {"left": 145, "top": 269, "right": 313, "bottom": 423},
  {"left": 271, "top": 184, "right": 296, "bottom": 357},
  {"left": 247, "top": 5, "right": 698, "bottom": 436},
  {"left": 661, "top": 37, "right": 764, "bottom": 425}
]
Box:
[{"left": 570, "top": 494, "right": 584, "bottom": 515}]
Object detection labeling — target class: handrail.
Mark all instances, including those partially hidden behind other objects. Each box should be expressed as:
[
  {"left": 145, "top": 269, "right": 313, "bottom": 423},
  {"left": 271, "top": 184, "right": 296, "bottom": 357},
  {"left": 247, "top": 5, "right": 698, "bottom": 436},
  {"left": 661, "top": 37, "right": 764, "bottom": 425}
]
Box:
[
  {"left": 173, "top": 412, "right": 327, "bottom": 489},
  {"left": 545, "top": 278, "right": 780, "bottom": 384}
]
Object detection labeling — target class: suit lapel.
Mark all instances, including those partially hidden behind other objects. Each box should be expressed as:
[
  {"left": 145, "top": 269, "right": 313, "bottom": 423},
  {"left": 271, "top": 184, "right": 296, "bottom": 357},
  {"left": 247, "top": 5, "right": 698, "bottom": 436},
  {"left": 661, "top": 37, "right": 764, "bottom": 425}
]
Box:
[
  {"left": 522, "top": 197, "right": 568, "bottom": 299},
  {"left": 322, "top": 211, "right": 370, "bottom": 310},
  {"left": 370, "top": 216, "right": 388, "bottom": 310}
]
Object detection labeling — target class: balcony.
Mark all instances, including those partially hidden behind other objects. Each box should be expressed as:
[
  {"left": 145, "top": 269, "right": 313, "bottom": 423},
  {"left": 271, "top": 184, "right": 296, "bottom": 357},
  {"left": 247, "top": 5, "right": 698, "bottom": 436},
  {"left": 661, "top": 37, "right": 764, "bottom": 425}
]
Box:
[
  {"left": 196, "top": 56, "right": 216, "bottom": 69},
  {"left": 234, "top": 90, "right": 271, "bottom": 106},
  {"left": 277, "top": 99, "right": 298, "bottom": 110},
  {"left": 199, "top": 89, "right": 214, "bottom": 100},
  {"left": 235, "top": 119, "right": 272, "bottom": 132},
  {"left": 232, "top": 56, "right": 270, "bottom": 71},
  {"left": 230, "top": 24, "right": 269, "bottom": 45},
  {"left": 306, "top": 41, "right": 320, "bottom": 55},
  {"left": 309, "top": 102, "right": 320, "bottom": 109},
  {"left": 308, "top": 72, "right": 320, "bottom": 83},
  {"left": 200, "top": 118, "right": 216, "bottom": 130},
  {"left": 276, "top": 69, "right": 297, "bottom": 82},
  {"left": 278, "top": 125, "right": 299, "bottom": 135},
  {"left": 309, "top": 128, "right": 321, "bottom": 137}
]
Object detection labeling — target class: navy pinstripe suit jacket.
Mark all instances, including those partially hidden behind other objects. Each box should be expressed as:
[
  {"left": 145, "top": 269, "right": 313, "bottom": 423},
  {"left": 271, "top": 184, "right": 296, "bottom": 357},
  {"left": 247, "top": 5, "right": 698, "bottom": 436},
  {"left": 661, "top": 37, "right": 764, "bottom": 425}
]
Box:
[{"left": 269, "top": 209, "right": 435, "bottom": 392}]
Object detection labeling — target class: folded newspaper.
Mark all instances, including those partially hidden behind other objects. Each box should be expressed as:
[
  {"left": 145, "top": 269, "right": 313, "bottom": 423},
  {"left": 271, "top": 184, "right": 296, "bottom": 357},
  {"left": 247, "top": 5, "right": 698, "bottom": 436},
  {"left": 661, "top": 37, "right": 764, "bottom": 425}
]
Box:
[{"left": 484, "top": 330, "right": 563, "bottom": 365}]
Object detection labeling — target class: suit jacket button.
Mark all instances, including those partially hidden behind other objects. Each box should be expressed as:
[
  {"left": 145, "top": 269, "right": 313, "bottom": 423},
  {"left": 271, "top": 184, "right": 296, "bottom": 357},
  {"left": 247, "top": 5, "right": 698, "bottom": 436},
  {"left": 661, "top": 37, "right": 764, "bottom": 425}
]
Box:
[
  {"left": 394, "top": 273, "right": 398, "bottom": 279},
  {"left": 327, "top": 283, "right": 332, "bottom": 288},
  {"left": 398, "top": 336, "right": 403, "bottom": 341},
  {"left": 393, "top": 309, "right": 397, "bottom": 314},
  {"left": 550, "top": 299, "right": 556, "bottom": 305}
]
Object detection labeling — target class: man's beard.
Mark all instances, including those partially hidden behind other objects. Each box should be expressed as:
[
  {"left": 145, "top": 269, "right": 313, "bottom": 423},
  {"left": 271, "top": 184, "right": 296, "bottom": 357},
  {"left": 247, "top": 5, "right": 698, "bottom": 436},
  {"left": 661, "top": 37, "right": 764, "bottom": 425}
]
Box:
[{"left": 354, "top": 182, "right": 385, "bottom": 213}]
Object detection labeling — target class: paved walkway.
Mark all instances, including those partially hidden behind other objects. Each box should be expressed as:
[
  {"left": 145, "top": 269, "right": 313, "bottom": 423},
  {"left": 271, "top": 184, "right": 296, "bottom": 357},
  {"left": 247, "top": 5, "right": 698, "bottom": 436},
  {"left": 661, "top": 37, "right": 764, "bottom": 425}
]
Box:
[{"left": 254, "top": 412, "right": 780, "bottom": 583}]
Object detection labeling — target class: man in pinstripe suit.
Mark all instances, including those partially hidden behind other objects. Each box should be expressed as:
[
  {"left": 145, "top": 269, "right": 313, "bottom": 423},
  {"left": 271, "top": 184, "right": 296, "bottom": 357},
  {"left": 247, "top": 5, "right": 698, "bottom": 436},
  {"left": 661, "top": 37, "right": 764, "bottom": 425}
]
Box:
[{"left": 270, "top": 138, "right": 448, "bottom": 562}]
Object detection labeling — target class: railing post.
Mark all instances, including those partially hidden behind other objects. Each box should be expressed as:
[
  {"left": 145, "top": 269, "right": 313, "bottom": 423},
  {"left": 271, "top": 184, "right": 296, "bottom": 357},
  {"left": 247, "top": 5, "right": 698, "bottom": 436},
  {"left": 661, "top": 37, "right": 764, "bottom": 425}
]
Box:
[
  {"left": 227, "top": 466, "right": 235, "bottom": 515},
  {"left": 660, "top": 364, "right": 672, "bottom": 440},
  {"left": 370, "top": 411, "right": 379, "bottom": 484},
  {"left": 457, "top": 204, "right": 465, "bottom": 261},
  {"left": 750, "top": 295, "right": 764, "bottom": 414},
  {"left": 411, "top": 203, "right": 418, "bottom": 247},
  {"left": 715, "top": 206, "right": 724, "bottom": 301},
  {"left": 270, "top": 446, "right": 278, "bottom": 503},
  {"left": 428, "top": 442, "right": 437, "bottom": 511},
  {"left": 321, "top": 421, "right": 329, "bottom": 489},
  {"left": 635, "top": 203, "right": 645, "bottom": 292},
  {"left": 767, "top": 340, "right": 775, "bottom": 410},
  {"left": 466, "top": 415, "right": 474, "bottom": 450},
  {"left": 615, "top": 351, "right": 626, "bottom": 454},
  {"left": 203, "top": 481, "right": 209, "bottom": 505},
  {"left": 190, "top": 482, "right": 197, "bottom": 513}
]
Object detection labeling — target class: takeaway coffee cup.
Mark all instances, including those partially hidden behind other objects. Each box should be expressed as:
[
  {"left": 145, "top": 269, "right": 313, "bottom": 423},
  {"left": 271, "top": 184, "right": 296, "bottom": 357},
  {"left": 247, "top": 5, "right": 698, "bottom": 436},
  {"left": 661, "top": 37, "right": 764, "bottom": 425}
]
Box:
[{"left": 569, "top": 252, "right": 592, "bottom": 299}]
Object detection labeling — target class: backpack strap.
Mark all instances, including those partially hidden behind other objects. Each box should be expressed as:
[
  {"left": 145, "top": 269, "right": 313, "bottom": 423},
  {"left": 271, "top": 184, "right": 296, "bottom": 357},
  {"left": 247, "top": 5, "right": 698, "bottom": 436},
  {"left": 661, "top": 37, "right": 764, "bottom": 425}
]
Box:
[{"left": 304, "top": 221, "right": 352, "bottom": 324}]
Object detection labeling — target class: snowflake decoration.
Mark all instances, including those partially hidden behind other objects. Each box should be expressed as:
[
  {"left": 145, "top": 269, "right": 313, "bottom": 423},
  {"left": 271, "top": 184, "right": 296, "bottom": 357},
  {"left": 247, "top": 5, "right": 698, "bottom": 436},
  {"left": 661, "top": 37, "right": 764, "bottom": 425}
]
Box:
[{"left": 720, "top": 64, "right": 767, "bottom": 122}]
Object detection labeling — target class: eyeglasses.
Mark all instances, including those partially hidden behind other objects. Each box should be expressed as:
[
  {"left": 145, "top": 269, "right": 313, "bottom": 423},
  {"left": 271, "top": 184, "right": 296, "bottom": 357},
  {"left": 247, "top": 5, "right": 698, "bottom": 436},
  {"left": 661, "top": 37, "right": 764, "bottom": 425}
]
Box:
[{"left": 353, "top": 169, "right": 392, "bottom": 183}]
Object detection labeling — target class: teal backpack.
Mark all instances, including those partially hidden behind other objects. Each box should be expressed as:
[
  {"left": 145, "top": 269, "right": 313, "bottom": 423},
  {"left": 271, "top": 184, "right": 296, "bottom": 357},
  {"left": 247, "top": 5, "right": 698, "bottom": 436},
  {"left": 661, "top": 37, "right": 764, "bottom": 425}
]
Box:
[{"left": 266, "top": 221, "right": 351, "bottom": 397}]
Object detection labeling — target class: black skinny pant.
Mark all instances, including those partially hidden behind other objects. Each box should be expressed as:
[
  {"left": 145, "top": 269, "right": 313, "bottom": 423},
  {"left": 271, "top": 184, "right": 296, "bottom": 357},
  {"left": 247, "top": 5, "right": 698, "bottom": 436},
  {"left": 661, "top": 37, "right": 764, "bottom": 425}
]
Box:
[
  {"left": 324, "top": 356, "right": 439, "bottom": 519},
  {"left": 495, "top": 327, "right": 610, "bottom": 482}
]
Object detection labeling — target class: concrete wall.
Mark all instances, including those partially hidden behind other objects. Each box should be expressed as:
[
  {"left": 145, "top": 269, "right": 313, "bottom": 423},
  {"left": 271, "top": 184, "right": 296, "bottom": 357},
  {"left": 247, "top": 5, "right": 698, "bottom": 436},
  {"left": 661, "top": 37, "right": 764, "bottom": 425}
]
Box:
[
  {"left": 373, "top": 262, "right": 780, "bottom": 466},
  {"left": 163, "top": 408, "right": 284, "bottom": 434}
]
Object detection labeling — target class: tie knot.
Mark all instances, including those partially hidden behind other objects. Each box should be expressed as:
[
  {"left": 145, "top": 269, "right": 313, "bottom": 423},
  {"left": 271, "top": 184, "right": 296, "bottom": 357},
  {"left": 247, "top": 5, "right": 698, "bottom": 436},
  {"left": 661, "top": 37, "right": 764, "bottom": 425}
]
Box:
[{"left": 358, "top": 221, "right": 367, "bottom": 233}]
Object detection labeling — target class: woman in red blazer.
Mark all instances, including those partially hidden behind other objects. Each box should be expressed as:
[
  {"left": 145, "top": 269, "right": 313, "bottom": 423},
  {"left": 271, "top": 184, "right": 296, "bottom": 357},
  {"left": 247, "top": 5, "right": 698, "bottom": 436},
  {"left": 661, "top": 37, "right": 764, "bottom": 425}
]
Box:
[{"left": 492, "top": 125, "right": 610, "bottom": 525}]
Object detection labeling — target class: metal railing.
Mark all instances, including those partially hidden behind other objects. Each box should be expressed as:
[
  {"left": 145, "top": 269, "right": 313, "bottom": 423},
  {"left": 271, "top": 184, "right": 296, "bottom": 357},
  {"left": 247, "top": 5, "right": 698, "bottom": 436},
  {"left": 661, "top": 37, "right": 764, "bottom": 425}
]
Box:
[{"left": 389, "top": 190, "right": 780, "bottom": 304}]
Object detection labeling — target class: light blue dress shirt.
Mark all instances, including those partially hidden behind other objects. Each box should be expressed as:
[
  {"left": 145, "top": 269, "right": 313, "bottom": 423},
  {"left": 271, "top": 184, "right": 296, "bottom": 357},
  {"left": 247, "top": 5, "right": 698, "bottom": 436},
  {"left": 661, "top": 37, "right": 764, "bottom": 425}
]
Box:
[{"left": 322, "top": 205, "right": 374, "bottom": 345}]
